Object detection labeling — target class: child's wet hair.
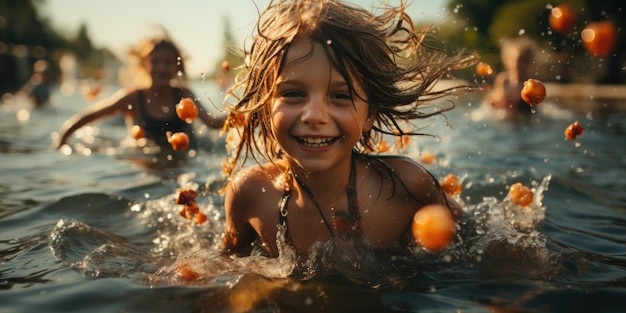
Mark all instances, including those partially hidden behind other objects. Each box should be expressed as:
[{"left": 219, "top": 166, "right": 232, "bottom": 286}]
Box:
[
  {"left": 222, "top": 0, "right": 478, "bottom": 177},
  {"left": 123, "top": 32, "right": 188, "bottom": 89}
]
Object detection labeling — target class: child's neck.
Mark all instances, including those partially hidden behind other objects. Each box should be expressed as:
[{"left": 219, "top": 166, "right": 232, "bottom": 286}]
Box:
[{"left": 289, "top": 158, "right": 352, "bottom": 196}]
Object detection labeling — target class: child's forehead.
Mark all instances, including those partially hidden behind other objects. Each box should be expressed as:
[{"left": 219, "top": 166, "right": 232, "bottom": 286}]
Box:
[
  {"left": 282, "top": 36, "right": 351, "bottom": 75},
  {"left": 284, "top": 36, "right": 318, "bottom": 61}
]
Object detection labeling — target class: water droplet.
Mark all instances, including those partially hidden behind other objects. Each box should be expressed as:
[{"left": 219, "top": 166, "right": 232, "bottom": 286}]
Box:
[
  {"left": 16, "top": 109, "right": 30, "bottom": 122},
  {"left": 130, "top": 204, "right": 142, "bottom": 212},
  {"left": 442, "top": 254, "right": 452, "bottom": 262}
]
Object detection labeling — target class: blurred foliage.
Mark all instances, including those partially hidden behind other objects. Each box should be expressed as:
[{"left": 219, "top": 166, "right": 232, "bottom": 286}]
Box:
[
  {"left": 439, "top": 0, "right": 625, "bottom": 83},
  {"left": 208, "top": 17, "right": 244, "bottom": 80},
  {"left": 0, "top": 0, "right": 119, "bottom": 93},
  {"left": 1, "top": 0, "right": 624, "bottom": 95}
]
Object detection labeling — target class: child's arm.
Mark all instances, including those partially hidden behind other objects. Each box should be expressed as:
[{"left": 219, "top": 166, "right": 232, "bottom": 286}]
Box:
[
  {"left": 195, "top": 101, "right": 225, "bottom": 129},
  {"left": 220, "top": 175, "right": 258, "bottom": 257},
  {"left": 180, "top": 88, "right": 225, "bottom": 129},
  {"left": 54, "top": 89, "right": 130, "bottom": 148},
  {"left": 387, "top": 156, "right": 462, "bottom": 217}
]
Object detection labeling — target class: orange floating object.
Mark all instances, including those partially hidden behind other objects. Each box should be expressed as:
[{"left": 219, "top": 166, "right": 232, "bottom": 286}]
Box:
[
  {"left": 130, "top": 125, "right": 145, "bottom": 139},
  {"left": 83, "top": 85, "right": 102, "bottom": 100},
  {"left": 440, "top": 173, "right": 463, "bottom": 196},
  {"left": 167, "top": 131, "right": 190, "bottom": 151},
  {"left": 412, "top": 204, "right": 455, "bottom": 251},
  {"left": 521, "top": 79, "right": 546, "bottom": 106},
  {"left": 176, "top": 188, "right": 197, "bottom": 206},
  {"left": 176, "top": 188, "right": 207, "bottom": 225},
  {"left": 564, "top": 121, "right": 585, "bottom": 140},
  {"left": 394, "top": 132, "right": 410, "bottom": 151},
  {"left": 178, "top": 263, "right": 200, "bottom": 280},
  {"left": 179, "top": 204, "right": 198, "bottom": 219},
  {"left": 195, "top": 212, "right": 208, "bottom": 224},
  {"left": 176, "top": 97, "right": 198, "bottom": 123},
  {"left": 549, "top": 4, "right": 578, "bottom": 34},
  {"left": 581, "top": 21, "right": 617, "bottom": 57},
  {"left": 221, "top": 60, "right": 231, "bottom": 72},
  {"left": 227, "top": 112, "right": 246, "bottom": 128},
  {"left": 420, "top": 151, "right": 436, "bottom": 165},
  {"left": 509, "top": 182, "right": 534, "bottom": 207},
  {"left": 375, "top": 140, "right": 391, "bottom": 153},
  {"left": 475, "top": 62, "right": 493, "bottom": 76}
]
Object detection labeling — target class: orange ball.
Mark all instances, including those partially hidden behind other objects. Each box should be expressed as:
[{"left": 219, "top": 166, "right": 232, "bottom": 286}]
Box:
[
  {"left": 509, "top": 182, "right": 534, "bottom": 207},
  {"left": 375, "top": 140, "right": 391, "bottom": 153},
  {"left": 564, "top": 121, "right": 585, "bottom": 140},
  {"left": 521, "top": 79, "right": 546, "bottom": 106},
  {"left": 130, "top": 125, "right": 145, "bottom": 139},
  {"left": 195, "top": 212, "right": 208, "bottom": 225},
  {"left": 412, "top": 204, "right": 455, "bottom": 251},
  {"left": 581, "top": 21, "right": 617, "bottom": 57},
  {"left": 176, "top": 97, "right": 198, "bottom": 123},
  {"left": 221, "top": 60, "right": 231, "bottom": 72},
  {"left": 394, "top": 133, "right": 411, "bottom": 151},
  {"left": 83, "top": 85, "right": 101, "bottom": 100},
  {"left": 420, "top": 151, "right": 436, "bottom": 165},
  {"left": 167, "top": 131, "right": 190, "bottom": 151},
  {"left": 178, "top": 263, "right": 200, "bottom": 280},
  {"left": 475, "top": 62, "right": 493, "bottom": 76},
  {"left": 227, "top": 112, "right": 246, "bottom": 128},
  {"left": 440, "top": 173, "right": 463, "bottom": 196},
  {"left": 549, "top": 4, "right": 578, "bottom": 34}
]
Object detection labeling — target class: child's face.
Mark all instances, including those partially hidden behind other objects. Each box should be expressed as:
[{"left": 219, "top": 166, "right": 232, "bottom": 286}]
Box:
[
  {"left": 146, "top": 48, "right": 179, "bottom": 87},
  {"left": 271, "top": 37, "right": 373, "bottom": 172}
]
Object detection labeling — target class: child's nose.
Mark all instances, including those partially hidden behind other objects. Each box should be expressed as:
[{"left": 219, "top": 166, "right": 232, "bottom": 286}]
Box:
[{"left": 301, "top": 97, "right": 329, "bottom": 125}]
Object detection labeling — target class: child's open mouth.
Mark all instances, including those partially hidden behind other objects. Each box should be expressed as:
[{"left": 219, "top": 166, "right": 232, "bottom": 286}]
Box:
[{"left": 297, "top": 136, "right": 338, "bottom": 148}]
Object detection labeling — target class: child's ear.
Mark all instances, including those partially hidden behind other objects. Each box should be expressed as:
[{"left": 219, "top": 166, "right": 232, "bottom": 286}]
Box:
[{"left": 363, "top": 109, "right": 376, "bottom": 131}]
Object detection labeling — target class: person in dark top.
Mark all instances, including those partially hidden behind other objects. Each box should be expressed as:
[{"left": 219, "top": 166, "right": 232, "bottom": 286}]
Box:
[
  {"left": 54, "top": 33, "right": 224, "bottom": 153},
  {"left": 134, "top": 87, "right": 197, "bottom": 149}
]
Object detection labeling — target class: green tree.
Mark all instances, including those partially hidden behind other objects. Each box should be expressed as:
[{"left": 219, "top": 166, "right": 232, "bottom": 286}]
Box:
[
  {"left": 209, "top": 16, "right": 245, "bottom": 90},
  {"left": 446, "top": 0, "right": 625, "bottom": 83}
]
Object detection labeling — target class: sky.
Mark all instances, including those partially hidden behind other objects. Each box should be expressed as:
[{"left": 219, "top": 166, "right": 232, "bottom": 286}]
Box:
[{"left": 42, "top": 0, "right": 450, "bottom": 78}]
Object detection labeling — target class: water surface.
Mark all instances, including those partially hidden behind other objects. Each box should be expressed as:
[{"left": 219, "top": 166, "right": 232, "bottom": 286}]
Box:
[{"left": 1, "top": 82, "right": 625, "bottom": 312}]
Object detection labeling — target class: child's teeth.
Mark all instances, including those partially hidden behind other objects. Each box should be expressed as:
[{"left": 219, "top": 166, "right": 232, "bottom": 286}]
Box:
[{"left": 301, "top": 137, "right": 333, "bottom": 146}]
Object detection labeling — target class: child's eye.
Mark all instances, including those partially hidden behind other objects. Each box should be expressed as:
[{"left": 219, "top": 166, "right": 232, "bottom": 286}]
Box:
[
  {"left": 330, "top": 92, "right": 353, "bottom": 106},
  {"left": 331, "top": 92, "right": 352, "bottom": 100},
  {"left": 280, "top": 90, "right": 305, "bottom": 98},
  {"left": 276, "top": 90, "right": 305, "bottom": 104}
]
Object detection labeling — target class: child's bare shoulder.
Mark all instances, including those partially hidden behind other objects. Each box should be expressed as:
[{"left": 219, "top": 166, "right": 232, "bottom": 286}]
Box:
[
  {"left": 373, "top": 155, "right": 438, "bottom": 188},
  {"left": 225, "top": 163, "right": 287, "bottom": 218},
  {"left": 229, "top": 162, "right": 286, "bottom": 194}
]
